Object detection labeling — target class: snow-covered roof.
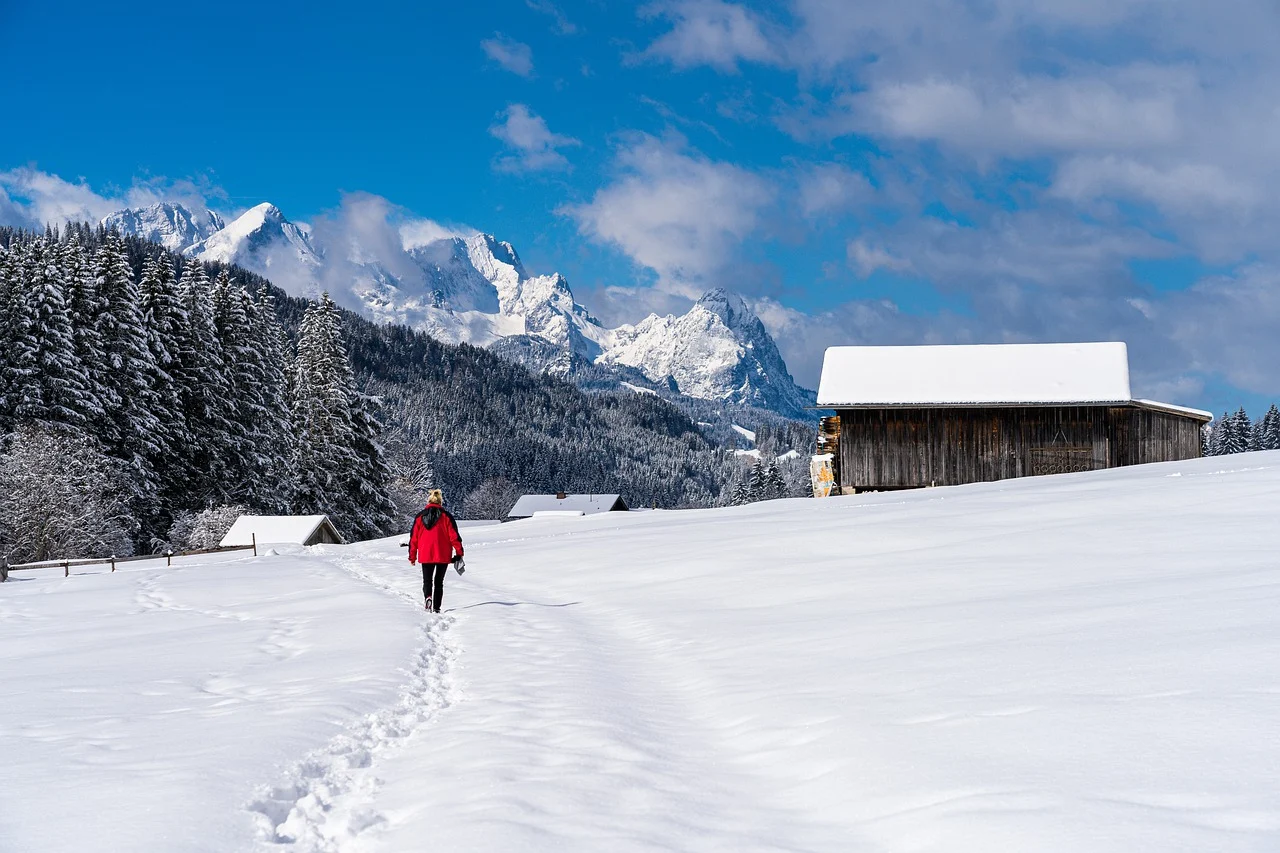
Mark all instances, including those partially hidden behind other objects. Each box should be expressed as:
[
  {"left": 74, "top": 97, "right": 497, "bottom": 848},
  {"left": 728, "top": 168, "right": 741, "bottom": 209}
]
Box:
[
  {"left": 1132, "top": 399, "right": 1213, "bottom": 421},
  {"left": 816, "top": 343, "right": 1133, "bottom": 407},
  {"left": 508, "top": 495, "right": 627, "bottom": 518},
  {"left": 220, "top": 515, "right": 343, "bottom": 547}
]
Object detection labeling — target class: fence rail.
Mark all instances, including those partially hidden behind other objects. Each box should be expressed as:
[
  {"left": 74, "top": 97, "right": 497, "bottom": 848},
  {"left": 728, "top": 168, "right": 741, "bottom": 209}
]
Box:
[{"left": 1, "top": 535, "right": 257, "bottom": 582}]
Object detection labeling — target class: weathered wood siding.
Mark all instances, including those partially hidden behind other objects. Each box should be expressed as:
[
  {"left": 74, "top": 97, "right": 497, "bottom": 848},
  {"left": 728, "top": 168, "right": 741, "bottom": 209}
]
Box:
[{"left": 833, "top": 405, "right": 1202, "bottom": 491}]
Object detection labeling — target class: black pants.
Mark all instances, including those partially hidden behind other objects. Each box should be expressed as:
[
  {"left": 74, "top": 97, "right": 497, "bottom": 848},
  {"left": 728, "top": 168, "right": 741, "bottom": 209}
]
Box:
[{"left": 421, "top": 563, "right": 447, "bottom": 611}]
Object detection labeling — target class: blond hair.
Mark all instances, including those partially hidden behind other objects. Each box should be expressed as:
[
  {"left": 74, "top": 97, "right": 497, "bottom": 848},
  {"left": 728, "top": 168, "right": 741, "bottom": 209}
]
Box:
[{"left": 428, "top": 488, "right": 444, "bottom": 505}]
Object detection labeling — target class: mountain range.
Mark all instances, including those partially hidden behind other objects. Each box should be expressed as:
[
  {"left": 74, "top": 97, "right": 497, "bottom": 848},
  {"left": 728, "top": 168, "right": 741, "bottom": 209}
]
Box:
[{"left": 101, "top": 202, "right": 814, "bottom": 419}]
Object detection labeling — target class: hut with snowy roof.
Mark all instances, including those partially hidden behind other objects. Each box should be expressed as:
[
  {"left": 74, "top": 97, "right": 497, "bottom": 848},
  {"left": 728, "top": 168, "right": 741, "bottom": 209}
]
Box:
[
  {"left": 506, "top": 493, "right": 629, "bottom": 521},
  {"left": 219, "top": 515, "right": 345, "bottom": 548},
  {"left": 814, "top": 342, "right": 1210, "bottom": 494}
]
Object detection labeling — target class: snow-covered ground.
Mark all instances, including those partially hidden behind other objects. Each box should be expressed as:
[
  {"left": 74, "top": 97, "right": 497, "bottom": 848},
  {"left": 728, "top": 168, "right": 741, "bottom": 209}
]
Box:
[{"left": 4, "top": 454, "right": 1280, "bottom": 852}]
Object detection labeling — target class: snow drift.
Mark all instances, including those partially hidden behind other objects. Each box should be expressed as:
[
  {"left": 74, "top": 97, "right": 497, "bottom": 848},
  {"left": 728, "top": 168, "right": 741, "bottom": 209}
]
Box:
[{"left": 3, "top": 453, "right": 1279, "bottom": 851}]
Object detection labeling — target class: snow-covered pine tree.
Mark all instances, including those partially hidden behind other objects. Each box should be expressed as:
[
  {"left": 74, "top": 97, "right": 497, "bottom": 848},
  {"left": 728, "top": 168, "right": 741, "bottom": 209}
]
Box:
[
  {"left": 730, "top": 481, "right": 750, "bottom": 506},
  {"left": 137, "top": 254, "right": 187, "bottom": 483},
  {"left": 1224, "top": 407, "right": 1252, "bottom": 455},
  {"left": 249, "top": 287, "right": 297, "bottom": 512},
  {"left": 12, "top": 238, "right": 87, "bottom": 432},
  {"left": 746, "top": 459, "right": 766, "bottom": 502},
  {"left": 210, "top": 270, "right": 258, "bottom": 501},
  {"left": 173, "top": 258, "right": 233, "bottom": 504},
  {"left": 94, "top": 235, "right": 164, "bottom": 523},
  {"left": 763, "top": 460, "right": 785, "bottom": 500},
  {"left": 291, "top": 293, "right": 395, "bottom": 537},
  {"left": 1260, "top": 404, "right": 1280, "bottom": 452},
  {"left": 1207, "top": 413, "right": 1229, "bottom": 456},
  {"left": 60, "top": 235, "right": 111, "bottom": 430},
  {"left": 0, "top": 242, "right": 19, "bottom": 429}
]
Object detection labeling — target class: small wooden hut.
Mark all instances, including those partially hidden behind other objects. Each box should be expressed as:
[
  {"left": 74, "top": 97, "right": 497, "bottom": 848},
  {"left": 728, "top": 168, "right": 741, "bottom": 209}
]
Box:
[{"left": 815, "top": 342, "right": 1210, "bottom": 493}]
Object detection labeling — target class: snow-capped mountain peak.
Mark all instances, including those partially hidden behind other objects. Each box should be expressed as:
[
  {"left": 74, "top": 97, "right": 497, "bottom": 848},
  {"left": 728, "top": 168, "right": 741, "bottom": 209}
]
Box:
[
  {"left": 103, "top": 200, "right": 812, "bottom": 418},
  {"left": 189, "top": 202, "right": 320, "bottom": 271},
  {"left": 101, "top": 202, "right": 224, "bottom": 253},
  {"left": 603, "top": 290, "right": 811, "bottom": 417}
]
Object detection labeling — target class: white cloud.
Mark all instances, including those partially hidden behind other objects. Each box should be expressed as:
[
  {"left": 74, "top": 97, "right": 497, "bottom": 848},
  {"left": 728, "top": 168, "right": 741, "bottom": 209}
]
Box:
[
  {"left": 0, "top": 167, "right": 119, "bottom": 228},
  {"left": 0, "top": 167, "right": 223, "bottom": 231},
  {"left": 797, "top": 163, "right": 874, "bottom": 217},
  {"left": 480, "top": 34, "right": 535, "bottom": 77},
  {"left": 564, "top": 135, "right": 774, "bottom": 294},
  {"left": 399, "top": 218, "right": 468, "bottom": 250},
  {"left": 526, "top": 0, "right": 577, "bottom": 35},
  {"left": 1052, "top": 156, "right": 1261, "bottom": 215},
  {"left": 640, "top": 0, "right": 779, "bottom": 71},
  {"left": 846, "top": 239, "right": 912, "bottom": 277},
  {"left": 489, "top": 104, "right": 580, "bottom": 173}
]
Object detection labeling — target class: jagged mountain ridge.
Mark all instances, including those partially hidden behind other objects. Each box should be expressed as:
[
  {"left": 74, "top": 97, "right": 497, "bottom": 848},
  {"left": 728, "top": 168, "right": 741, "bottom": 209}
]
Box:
[{"left": 102, "top": 201, "right": 814, "bottom": 419}]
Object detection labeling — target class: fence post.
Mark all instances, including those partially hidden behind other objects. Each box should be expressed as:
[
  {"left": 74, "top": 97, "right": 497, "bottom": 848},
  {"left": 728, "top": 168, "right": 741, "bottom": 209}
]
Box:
[
  {"left": 166, "top": 551, "right": 172, "bottom": 567},
  {"left": 63, "top": 561, "right": 69, "bottom": 578},
  {"left": 1, "top": 560, "right": 8, "bottom": 583},
  {"left": 252, "top": 533, "right": 257, "bottom": 557},
  {"left": 111, "top": 555, "right": 116, "bottom": 573}
]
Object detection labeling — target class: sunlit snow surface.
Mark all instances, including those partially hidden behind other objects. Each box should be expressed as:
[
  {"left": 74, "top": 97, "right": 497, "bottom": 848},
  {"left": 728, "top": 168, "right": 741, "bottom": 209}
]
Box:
[{"left": 3, "top": 454, "right": 1280, "bottom": 852}]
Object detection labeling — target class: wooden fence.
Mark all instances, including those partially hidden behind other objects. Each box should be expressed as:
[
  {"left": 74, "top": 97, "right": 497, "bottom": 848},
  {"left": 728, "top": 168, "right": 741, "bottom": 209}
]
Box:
[{"left": 0, "top": 535, "right": 257, "bottom": 582}]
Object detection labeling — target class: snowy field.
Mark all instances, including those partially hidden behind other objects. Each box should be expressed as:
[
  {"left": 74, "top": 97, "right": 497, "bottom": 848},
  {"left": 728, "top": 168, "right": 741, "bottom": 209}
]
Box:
[{"left": 3, "top": 454, "right": 1279, "bottom": 852}]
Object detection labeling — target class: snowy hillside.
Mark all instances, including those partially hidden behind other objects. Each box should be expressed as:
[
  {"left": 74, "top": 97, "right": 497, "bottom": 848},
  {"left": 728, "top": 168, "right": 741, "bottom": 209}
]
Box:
[
  {"left": 101, "top": 202, "right": 812, "bottom": 417},
  {"left": 5, "top": 454, "right": 1279, "bottom": 851}
]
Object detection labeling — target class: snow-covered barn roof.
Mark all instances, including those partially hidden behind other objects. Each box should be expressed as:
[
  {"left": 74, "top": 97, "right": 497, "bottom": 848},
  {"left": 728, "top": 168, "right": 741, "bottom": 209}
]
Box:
[
  {"left": 507, "top": 494, "right": 628, "bottom": 519},
  {"left": 815, "top": 343, "right": 1212, "bottom": 420},
  {"left": 817, "top": 343, "right": 1135, "bottom": 407},
  {"left": 220, "top": 515, "right": 344, "bottom": 547}
]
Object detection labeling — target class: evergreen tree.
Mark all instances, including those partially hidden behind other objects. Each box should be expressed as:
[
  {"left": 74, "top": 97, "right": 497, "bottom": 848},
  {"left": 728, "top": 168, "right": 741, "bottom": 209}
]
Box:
[
  {"left": 95, "top": 236, "right": 164, "bottom": 465},
  {"left": 60, "top": 235, "right": 111, "bottom": 428},
  {"left": 1224, "top": 407, "right": 1252, "bottom": 455},
  {"left": 1208, "top": 412, "right": 1229, "bottom": 456},
  {"left": 765, "top": 460, "right": 787, "bottom": 500},
  {"left": 12, "top": 238, "right": 86, "bottom": 431},
  {"left": 730, "top": 481, "right": 750, "bottom": 506},
  {"left": 0, "top": 242, "right": 19, "bottom": 429},
  {"left": 173, "top": 258, "right": 233, "bottom": 504},
  {"left": 137, "top": 254, "right": 187, "bottom": 482},
  {"left": 250, "top": 287, "right": 297, "bottom": 512},
  {"left": 291, "top": 293, "right": 393, "bottom": 537},
  {"left": 746, "top": 460, "right": 766, "bottom": 502},
  {"left": 1260, "top": 404, "right": 1280, "bottom": 452}
]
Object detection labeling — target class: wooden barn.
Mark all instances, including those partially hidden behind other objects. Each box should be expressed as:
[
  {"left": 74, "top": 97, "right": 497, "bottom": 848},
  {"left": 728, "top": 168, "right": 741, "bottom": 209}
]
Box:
[{"left": 814, "top": 342, "right": 1211, "bottom": 494}]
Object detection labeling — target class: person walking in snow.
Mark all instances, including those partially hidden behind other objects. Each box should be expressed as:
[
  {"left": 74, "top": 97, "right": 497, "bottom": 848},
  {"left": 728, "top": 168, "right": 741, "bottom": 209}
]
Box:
[{"left": 408, "top": 489, "right": 464, "bottom": 613}]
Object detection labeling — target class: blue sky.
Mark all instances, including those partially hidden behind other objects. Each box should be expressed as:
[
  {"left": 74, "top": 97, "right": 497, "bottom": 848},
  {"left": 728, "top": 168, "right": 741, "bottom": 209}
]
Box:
[{"left": 3, "top": 0, "right": 1279, "bottom": 416}]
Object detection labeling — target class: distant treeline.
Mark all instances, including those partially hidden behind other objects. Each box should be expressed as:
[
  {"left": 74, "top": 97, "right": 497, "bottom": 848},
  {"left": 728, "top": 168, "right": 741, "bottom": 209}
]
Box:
[{"left": 1204, "top": 405, "right": 1280, "bottom": 456}]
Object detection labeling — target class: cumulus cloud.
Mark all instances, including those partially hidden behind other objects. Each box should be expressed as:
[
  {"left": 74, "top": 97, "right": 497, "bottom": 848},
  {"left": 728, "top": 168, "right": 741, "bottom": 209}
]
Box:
[
  {"left": 0, "top": 167, "right": 223, "bottom": 230},
  {"left": 640, "top": 0, "right": 780, "bottom": 71},
  {"left": 489, "top": 104, "right": 580, "bottom": 173},
  {"left": 797, "top": 163, "right": 874, "bottom": 217},
  {"left": 481, "top": 34, "right": 535, "bottom": 77},
  {"left": 564, "top": 134, "right": 774, "bottom": 295}
]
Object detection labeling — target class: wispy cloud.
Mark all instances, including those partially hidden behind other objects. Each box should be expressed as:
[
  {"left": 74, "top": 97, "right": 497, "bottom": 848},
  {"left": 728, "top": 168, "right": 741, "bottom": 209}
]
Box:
[
  {"left": 526, "top": 0, "right": 577, "bottom": 35},
  {"left": 489, "top": 104, "right": 580, "bottom": 173},
  {"left": 480, "top": 33, "right": 535, "bottom": 77},
  {"left": 565, "top": 134, "right": 774, "bottom": 295}
]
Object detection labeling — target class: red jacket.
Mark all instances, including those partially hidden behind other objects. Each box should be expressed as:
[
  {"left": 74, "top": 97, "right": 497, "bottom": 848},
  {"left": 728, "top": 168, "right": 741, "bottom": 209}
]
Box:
[{"left": 408, "top": 504, "right": 464, "bottom": 565}]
